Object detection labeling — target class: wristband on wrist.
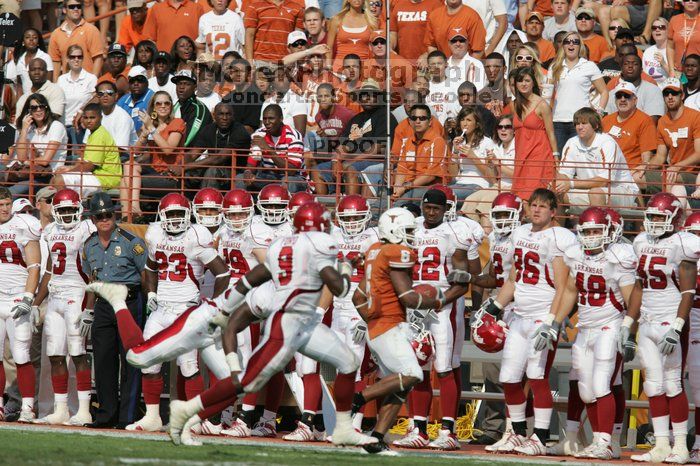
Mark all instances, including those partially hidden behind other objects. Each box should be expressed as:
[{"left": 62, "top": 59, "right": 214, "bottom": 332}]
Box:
[
  {"left": 622, "top": 315, "right": 634, "bottom": 329},
  {"left": 672, "top": 317, "right": 685, "bottom": 333},
  {"left": 226, "top": 352, "right": 241, "bottom": 372}
]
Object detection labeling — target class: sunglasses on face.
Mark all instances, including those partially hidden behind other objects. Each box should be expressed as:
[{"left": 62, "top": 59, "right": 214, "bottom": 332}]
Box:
[
  {"left": 663, "top": 89, "right": 682, "bottom": 96},
  {"left": 615, "top": 92, "right": 633, "bottom": 100},
  {"left": 685, "top": 0, "right": 698, "bottom": 3},
  {"left": 450, "top": 37, "right": 467, "bottom": 43},
  {"left": 66, "top": 4, "right": 82, "bottom": 9},
  {"left": 370, "top": 1, "right": 382, "bottom": 7},
  {"left": 576, "top": 14, "right": 592, "bottom": 20},
  {"left": 516, "top": 55, "right": 534, "bottom": 62},
  {"left": 409, "top": 115, "right": 429, "bottom": 121},
  {"left": 608, "top": 25, "right": 621, "bottom": 31},
  {"left": 652, "top": 24, "right": 667, "bottom": 30},
  {"left": 68, "top": 54, "right": 83, "bottom": 60},
  {"left": 95, "top": 212, "right": 113, "bottom": 221},
  {"left": 154, "top": 101, "right": 171, "bottom": 107},
  {"left": 290, "top": 40, "right": 307, "bottom": 48},
  {"left": 29, "top": 104, "right": 46, "bottom": 112},
  {"left": 128, "top": 7, "right": 143, "bottom": 13},
  {"left": 563, "top": 38, "right": 581, "bottom": 45},
  {"left": 497, "top": 124, "right": 513, "bottom": 130},
  {"left": 96, "top": 90, "right": 116, "bottom": 97},
  {"left": 372, "top": 38, "right": 387, "bottom": 46}
]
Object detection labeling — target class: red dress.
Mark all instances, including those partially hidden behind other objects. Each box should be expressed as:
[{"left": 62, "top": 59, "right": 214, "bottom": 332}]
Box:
[{"left": 512, "top": 110, "right": 555, "bottom": 201}]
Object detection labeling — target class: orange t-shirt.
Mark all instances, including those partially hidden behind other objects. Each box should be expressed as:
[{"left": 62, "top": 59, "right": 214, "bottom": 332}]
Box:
[
  {"left": 48, "top": 20, "right": 105, "bottom": 74},
  {"left": 532, "top": 0, "right": 553, "bottom": 18},
  {"left": 425, "top": 5, "right": 486, "bottom": 57},
  {"left": 391, "top": 115, "right": 443, "bottom": 159},
  {"left": 150, "top": 118, "right": 187, "bottom": 173},
  {"left": 536, "top": 37, "right": 556, "bottom": 63},
  {"left": 396, "top": 132, "right": 448, "bottom": 183},
  {"left": 656, "top": 106, "right": 700, "bottom": 169},
  {"left": 365, "top": 242, "right": 416, "bottom": 339},
  {"left": 390, "top": 0, "right": 443, "bottom": 60},
  {"left": 583, "top": 34, "right": 610, "bottom": 64},
  {"left": 364, "top": 51, "right": 415, "bottom": 92},
  {"left": 602, "top": 109, "right": 657, "bottom": 169},
  {"left": 117, "top": 10, "right": 150, "bottom": 52},
  {"left": 244, "top": 0, "right": 304, "bottom": 62},
  {"left": 143, "top": 0, "right": 204, "bottom": 52},
  {"left": 668, "top": 13, "right": 700, "bottom": 71}
]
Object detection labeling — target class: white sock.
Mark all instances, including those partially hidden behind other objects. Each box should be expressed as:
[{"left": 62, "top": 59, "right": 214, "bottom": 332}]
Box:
[
  {"left": 352, "top": 412, "right": 363, "bottom": 431},
  {"left": 565, "top": 419, "right": 580, "bottom": 433},
  {"left": 145, "top": 403, "right": 160, "bottom": 418},
  {"left": 241, "top": 404, "right": 255, "bottom": 412},
  {"left": 533, "top": 407, "right": 552, "bottom": 430},
  {"left": 672, "top": 421, "right": 688, "bottom": 437},
  {"left": 674, "top": 433, "right": 689, "bottom": 450},
  {"left": 656, "top": 435, "right": 671, "bottom": 449},
  {"left": 599, "top": 432, "right": 611, "bottom": 445},
  {"left": 78, "top": 397, "right": 91, "bottom": 415},
  {"left": 651, "top": 415, "right": 671, "bottom": 439},
  {"left": 54, "top": 393, "right": 68, "bottom": 403},
  {"left": 78, "top": 390, "right": 91, "bottom": 402},
  {"left": 507, "top": 402, "right": 526, "bottom": 423},
  {"left": 21, "top": 398, "right": 34, "bottom": 410}
]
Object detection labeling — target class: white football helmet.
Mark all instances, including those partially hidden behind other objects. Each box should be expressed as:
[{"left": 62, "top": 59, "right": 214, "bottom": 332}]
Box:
[{"left": 378, "top": 207, "right": 416, "bottom": 247}]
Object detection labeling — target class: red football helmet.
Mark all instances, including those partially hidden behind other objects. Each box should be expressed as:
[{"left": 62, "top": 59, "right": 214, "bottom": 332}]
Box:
[
  {"left": 222, "top": 189, "right": 254, "bottom": 232},
  {"left": 605, "top": 208, "right": 624, "bottom": 243},
  {"left": 644, "top": 192, "right": 683, "bottom": 237},
  {"left": 684, "top": 211, "right": 700, "bottom": 234},
  {"left": 158, "top": 193, "right": 191, "bottom": 234},
  {"left": 471, "top": 313, "right": 507, "bottom": 353},
  {"left": 336, "top": 194, "right": 371, "bottom": 237},
  {"left": 257, "top": 184, "right": 290, "bottom": 225},
  {"left": 52, "top": 188, "right": 82, "bottom": 229},
  {"left": 429, "top": 184, "right": 457, "bottom": 221},
  {"left": 287, "top": 191, "right": 315, "bottom": 221},
  {"left": 576, "top": 207, "right": 611, "bottom": 251},
  {"left": 490, "top": 192, "right": 522, "bottom": 236},
  {"left": 293, "top": 202, "right": 331, "bottom": 233},
  {"left": 410, "top": 324, "right": 436, "bottom": 365},
  {"left": 193, "top": 188, "right": 223, "bottom": 228}
]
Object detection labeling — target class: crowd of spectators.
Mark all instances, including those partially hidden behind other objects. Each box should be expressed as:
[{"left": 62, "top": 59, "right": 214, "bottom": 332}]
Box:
[{"left": 1, "top": 0, "right": 700, "bottom": 227}]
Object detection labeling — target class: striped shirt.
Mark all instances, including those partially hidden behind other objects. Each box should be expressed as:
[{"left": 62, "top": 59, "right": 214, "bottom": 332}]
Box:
[
  {"left": 244, "top": 0, "right": 304, "bottom": 62},
  {"left": 248, "top": 124, "right": 305, "bottom": 174}
]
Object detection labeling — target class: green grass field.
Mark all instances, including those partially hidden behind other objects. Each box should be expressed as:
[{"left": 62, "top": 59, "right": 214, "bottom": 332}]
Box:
[{"left": 0, "top": 426, "right": 568, "bottom": 466}]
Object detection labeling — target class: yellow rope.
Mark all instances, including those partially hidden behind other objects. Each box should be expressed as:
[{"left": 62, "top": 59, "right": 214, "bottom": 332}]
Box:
[
  {"left": 388, "top": 417, "right": 410, "bottom": 435},
  {"left": 426, "top": 420, "right": 442, "bottom": 440},
  {"left": 455, "top": 401, "right": 480, "bottom": 440}
]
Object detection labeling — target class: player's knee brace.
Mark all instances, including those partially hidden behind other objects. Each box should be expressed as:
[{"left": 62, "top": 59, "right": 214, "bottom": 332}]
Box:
[
  {"left": 643, "top": 379, "right": 664, "bottom": 398},
  {"left": 179, "top": 359, "right": 199, "bottom": 378}
]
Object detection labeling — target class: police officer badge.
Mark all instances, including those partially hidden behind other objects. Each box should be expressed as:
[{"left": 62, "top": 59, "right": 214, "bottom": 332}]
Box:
[{"left": 114, "top": 246, "right": 122, "bottom": 256}]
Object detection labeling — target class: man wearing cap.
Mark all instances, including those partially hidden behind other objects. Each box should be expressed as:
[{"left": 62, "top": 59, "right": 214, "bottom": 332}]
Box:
[
  {"left": 148, "top": 52, "right": 177, "bottom": 103},
  {"left": 365, "top": 30, "right": 415, "bottom": 103},
  {"left": 15, "top": 59, "right": 66, "bottom": 123},
  {"left": 646, "top": 78, "right": 700, "bottom": 204},
  {"left": 423, "top": 0, "right": 486, "bottom": 61},
  {"left": 543, "top": 0, "right": 576, "bottom": 41},
  {"left": 81, "top": 192, "right": 147, "bottom": 428},
  {"left": 259, "top": 65, "right": 309, "bottom": 136},
  {"left": 446, "top": 31, "right": 486, "bottom": 92},
  {"left": 575, "top": 7, "right": 609, "bottom": 63},
  {"left": 605, "top": 54, "right": 664, "bottom": 119},
  {"left": 172, "top": 70, "right": 213, "bottom": 148},
  {"left": 101, "top": 44, "right": 131, "bottom": 96},
  {"left": 602, "top": 81, "right": 656, "bottom": 188},
  {"left": 35, "top": 187, "right": 56, "bottom": 227},
  {"left": 195, "top": 0, "right": 244, "bottom": 60},
  {"left": 525, "top": 11, "right": 556, "bottom": 63},
  {"left": 117, "top": 0, "right": 150, "bottom": 53},
  {"left": 118, "top": 66, "right": 155, "bottom": 133},
  {"left": 48, "top": 0, "right": 105, "bottom": 80}
]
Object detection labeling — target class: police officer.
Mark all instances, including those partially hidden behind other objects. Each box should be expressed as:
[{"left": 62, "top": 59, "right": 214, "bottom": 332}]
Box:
[{"left": 81, "top": 193, "right": 147, "bottom": 428}]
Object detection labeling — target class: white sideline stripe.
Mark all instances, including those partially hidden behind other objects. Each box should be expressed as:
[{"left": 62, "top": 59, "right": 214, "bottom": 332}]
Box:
[{"left": 0, "top": 422, "right": 623, "bottom": 465}]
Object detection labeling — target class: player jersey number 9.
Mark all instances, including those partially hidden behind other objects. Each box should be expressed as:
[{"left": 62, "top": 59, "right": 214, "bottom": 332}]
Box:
[
  {"left": 155, "top": 251, "right": 189, "bottom": 282},
  {"left": 223, "top": 248, "right": 250, "bottom": 278},
  {"left": 513, "top": 248, "right": 540, "bottom": 285},
  {"left": 413, "top": 246, "right": 441, "bottom": 281},
  {"left": 637, "top": 254, "right": 667, "bottom": 290}
]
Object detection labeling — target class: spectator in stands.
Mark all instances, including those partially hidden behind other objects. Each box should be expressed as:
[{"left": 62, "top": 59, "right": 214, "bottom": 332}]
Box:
[
  {"left": 132, "top": 40, "right": 157, "bottom": 78},
  {"left": 549, "top": 31, "right": 608, "bottom": 152},
  {"left": 221, "top": 59, "right": 264, "bottom": 133},
  {"left": 102, "top": 43, "right": 131, "bottom": 96},
  {"left": 260, "top": 67, "right": 308, "bottom": 136},
  {"left": 48, "top": 0, "right": 104, "bottom": 80},
  {"left": 510, "top": 43, "right": 547, "bottom": 87},
  {"left": 478, "top": 53, "right": 508, "bottom": 115},
  {"left": 214, "top": 52, "right": 240, "bottom": 98},
  {"left": 668, "top": 0, "right": 700, "bottom": 77},
  {"left": 585, "top": 0, "right": 660, "bottom": 47},
  {"left": 391, "top": 104, "right": 448, "bottom": 202},
  {"left": 448, "top": 81, "right": 498, "bottom": 137},
  {"left": 10, "top": 94, "right": 68, "bottom": 195},
  {"left": 463, "top": 0, "right": 507, "bottom": 56},
  {"left": 606, "top": 54, "right": 665, "bottom": 119},
  {"left": 448, "top": 107, "right": 498, "bottom": 202},
  {"left": 15, "top": 58, "right": 66, "bottom": 123},
  {"left": 304, "top": 7, "right": 327, "bottom": 46},
  {"left": 574, "top": 6, "right": 610, "bottom": 63},
  {"left": 235, "top": 104, "right": 307, "bottom": 192},
  {"left": 544, "top": 30, "right": 568, "bottom": 70},
  {"left": 172, "top": 70, "right": 212, "bottom": 148},
  {"left": 326, "top": 0, "right": 378, "bottom": 70},
  {"left": 365, "top": 30, "right": 415, "bottom": 97},
  {"left": 243, "top": 0, "right": 304, "bottom": 66},
  {"left": 188, "top": 101, "right": 251, "bottom": 189},
  {"left": 598, "top": 42, "right": 637, "bottom": 79},
  {"left": 643, "top": 17, "right": 671, "bottom": 84},
  {"left": 683, "top": 54, "right": 700, "bottom": 100},
  {"left": 195, "top": 69, "right": 221, "bottom": 114},
  {"left": 148, "top": 51, "right": 177, "bottom": 102},
  {"left": 424, "top": 0, "right": 486, "bottom": 60},
  {"left": 58, "top": 45, "right": 97, "bottom": 148},
  {"left": 52, "top": 103, "right": 122, "bottom": 197},
  {"left": 525, "top": 11, "right": 556, "bottom": 63},
  {"left": 543, "top": 0, "right": 576, "bottom": 41},
  {"left": 648, "top": 77, "right": 700, "bottom": 209},
  {"left": 556, "top": 107, "right": 639, "bottom": 207},
  {"left": 602, "top": 81, "right": 657, "bottom": 189},
  {"left": 389, "top": 0, "right": 441, "bottom": 61},
  {"left": 392, "top": 88, "right": 420, "bottom": 123},
  {"left": 605, "top": 21, "right": 635, "bottom": 56},
  {"left": 117, "top": 66, "right": 154, "bottom": 133},
  {"left": 93, "top": 80, "right": 137, "bottom": 153},
  {"left": 6, "top": 28, "right": 53, "bottom": 96},
  {"left": 169, "top": 36, "right": 197, "bottom": 75},
  {"left": 335, "top": 54, "right": 363, "bottom": 114},
  {"left": 143, "top": 0, "right": 204, "bottom": 53},
  {"left": 446, "top": 31, "right": 486, "bottom": 92},
  {"left": 121, "top": 91, "right": 186, "bottom": 216},
  {"left": 425, "top": 51, "right": 459, "bottom": 124},
  {"left": 117, "top": 0, "right": 149, "bottom": 53},
  {"left": 195, "top": 0, "right": 244, "bottom": 60}
]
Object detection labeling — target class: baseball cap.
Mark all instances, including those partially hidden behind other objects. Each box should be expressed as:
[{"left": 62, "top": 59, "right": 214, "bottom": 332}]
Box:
[
  {"left": 36, "top": 186, "right": 57, "bottom": 202},
  {"left": 128, "top": 65, "right": 148, "bottom": 80},
  {"left": 370, "top": 30, "right": 387, "bottom": 43},
  {"left": 108, "top": 43, "right": 127, "bottom": 56},
  {"left": 575, "top": 6, "right": 595, "bottom": 18},
  {"left": 613, "top": 80, "right": 637, "bottom": 96},
  {"left": 448, "top": 29, "right": 468, "bottom": 41},
  {"left": 154, "top": 51, "right": 171, "bottom": 63},
  {"left": 287, "top": 30, "right": 307, "bottom": 45},
  {"left": 126, "top": 0, "right": 144, "bottom": 7},
  {"left": 171, "top": 69, "right": 197, "bottom": 84},
  {"left": 661, "top": 77, "right": 682, "bottom": 92},
  {"left": 11, "top": 198, "right": 33, "bottom": 214},
  {"left": 526, "top": 11, "right": 544, "bottom": 22}
]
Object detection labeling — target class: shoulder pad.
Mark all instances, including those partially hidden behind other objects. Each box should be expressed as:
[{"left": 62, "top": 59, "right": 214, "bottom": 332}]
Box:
[
  {"left": 188, "top": 224, "right": 215, "bottom": 248},
  {"left": 306, "top": 232, "right": 339, "bottom": 256},
  {"left": 563, "top": 244, "right": 583, "bottom": 262},
  {"left": 384, "top": 243, "right": 415, "bottom": 268},
  {"left": 606, "top": 242, "right": 638, "bottom": 269}
]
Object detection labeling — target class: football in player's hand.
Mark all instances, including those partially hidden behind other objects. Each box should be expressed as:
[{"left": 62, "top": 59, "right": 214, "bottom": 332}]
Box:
[{"left": 413, "top": 283, "right": 438, "bottom": 299}]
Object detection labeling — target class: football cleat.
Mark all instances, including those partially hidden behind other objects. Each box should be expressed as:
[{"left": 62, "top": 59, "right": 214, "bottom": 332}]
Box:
[
  {"left": 18, "top": 407, "right": 36, "bottom": 423},
  {"left": 547, "top": 436, "right": 581, "bottom": 456},
  {"left": 392, "top": 427, "right": 429, "bottom": 449},
  {"left": 64, "top": 412, "right": 93, "bottom": 427},
  {"left": 362, "top": 440, "right": 398, "bottom": 456},
  {"left": 485, "top": 431, "right": 512, "bottom": 452},
  {"left": 125, "top": 414, "right": 163, "bottom": 432},
  {"left": 221, "top": 418, "right": 251, "bottom": 438},
  {"left": 194, "top": 419, "right": 222, "bottom": 436},
  {"left": 332, "top": 412, "right": 378, "bottom": 446},
  {"left": 494, "top": 432, "right": 527, "bottom": 453},
  {"left": 631, "top": 444, "right": 672, "bottom": 462},
  {"left": 514, "top": 434, "right": 547, "bottom": 456},
  {"left": 575, "top": 441, "right": 615, "bottom": 460},
  {"left": 251, "top": 419, "right": 277, "bottom": 438},
  {"left": 283, "top": 421, "right": 315, "bottom": 442},
  {"left": 689, "top": 448, "right": 700, "bottom": 464},
  {"left": 665, "top": 442, "right": 690, "bottom": 464},
  {"left": 428, "top": 429, "right": 460, "bottom": 451},
  {"left": 34, "top": 405, "right": 69, "bottom": 425}
]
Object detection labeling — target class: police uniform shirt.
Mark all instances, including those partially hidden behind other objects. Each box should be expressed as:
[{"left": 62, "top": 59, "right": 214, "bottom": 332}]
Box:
[{"left": 81, "top": 227, "right": 147, "bottom": 284}]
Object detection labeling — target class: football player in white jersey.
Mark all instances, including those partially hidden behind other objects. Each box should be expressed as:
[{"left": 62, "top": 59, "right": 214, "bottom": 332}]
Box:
[
  {"left": 683, "top": 212, "right": 700, "bottom": 463},
  {"left": 129, "top": 193, "right": 230, "bottom": 432},
  {"left": 555, "top": 207, "right": 637, "bottom": 460},
  {"left": 0, "top": 187, "right": 41, "bottom": 422},
  {"left": 473, "top": 188, "right": 577, "bottom": 455},
  {"left": 623, "top": 193, "right": 699, "bottom": 464},
  {"left": 393, "top": 188, "right": 482, "bottom": 450},
  {"left": 32, "top": 189, "right": 95, "bottom": 426},
  {"left": 193, "top": 188, "right": 225, "bottom": 300}
]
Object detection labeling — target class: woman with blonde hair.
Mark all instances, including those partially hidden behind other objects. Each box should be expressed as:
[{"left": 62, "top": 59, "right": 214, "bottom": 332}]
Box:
[
  {"left": 509, "top": 43, "right": 547, "bottom": 86},
  {"left": 326, "top": 0, "right": 379, "bottom": 71},
  {"left": 548, "top": 31, "right": 608, "bottom": 153},
  {"left": 643, "top": 17, "right": 671, "bottom": 83},
  {"left": 120, "top": 91, "right": 186, "bottom": 220}
]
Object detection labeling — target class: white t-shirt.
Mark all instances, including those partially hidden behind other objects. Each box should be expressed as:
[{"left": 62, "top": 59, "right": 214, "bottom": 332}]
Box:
[
  {"left": 260, "top": 90, "right": 309, "bottom": 130},
  {"left": 446, "top": 55, "right": 486, "bottom": 91},
  {"left": 148, "top": 75, "right": 177, "bottom": 103},
  {"left": 462, "top": 0, "right": 507, "bottom": 45},
  {"left": 427, "top": 78, "right": 460, "bottom": 124},
  {"left": 24, "top": 120, "right": 68, "bottom": 169},
  {"left": 550, "top": 58, "right": 603, "bottom": 122},
  {"left": 642, "top": 45, "right": 669, "bottom": 83},
  {"left": 543, "top": 13, "right": 576, "bottom": 41},
  {"left": 83, "top": 106, "right": 137, "bottom": 149},
  {"left": 197, "top": 92, "right": 221, "bottom": 114},
  {"left": 5, "top": 50, "right": 54, "bottom": 95},
  {"left": 196, "top": 10, "right": 245, "bottom": 60},
  {"left": 453, "top": 136, "right": 498, "bottom": 188},
  {"left": 57, "top": 69, "right": 97, "bottom": 126},
  {"left": 493, "top": 138, "right": 515, "bottom": 188}
]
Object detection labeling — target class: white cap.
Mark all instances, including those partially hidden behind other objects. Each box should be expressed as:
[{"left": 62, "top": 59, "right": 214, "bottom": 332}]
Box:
[
  {"left": 127, "top": 65, "right": 148, "bottom": 79},
  {"left": 12, "top": 198, "right": 33, "bottom": 214},
  {"left": 613, "top": 80, "right": 637, "bottom": 96},
  {"left": 660, "top": 77, "right": 682, "bottom": 91},
  {"left": 287, "top": 30, "right": 307, "bottom": 45}
]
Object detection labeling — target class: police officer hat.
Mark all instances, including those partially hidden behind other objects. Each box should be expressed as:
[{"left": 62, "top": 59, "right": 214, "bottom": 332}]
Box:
[{"left": 86, "top": 192, "right": 119, "bottom": 216}]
